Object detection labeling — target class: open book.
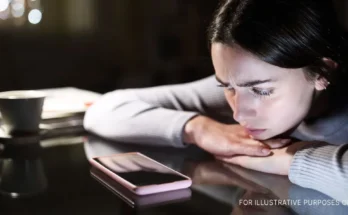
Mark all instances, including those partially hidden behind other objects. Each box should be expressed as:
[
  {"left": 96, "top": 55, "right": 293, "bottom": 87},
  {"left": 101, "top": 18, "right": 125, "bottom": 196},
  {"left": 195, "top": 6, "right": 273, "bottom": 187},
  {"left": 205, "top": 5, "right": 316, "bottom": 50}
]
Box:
[
  {"left": 41, "top": 87, "right": 101, "bottom": 119},
  {"left": 39, "top": 87, "right": 101, "bottom": 132}
]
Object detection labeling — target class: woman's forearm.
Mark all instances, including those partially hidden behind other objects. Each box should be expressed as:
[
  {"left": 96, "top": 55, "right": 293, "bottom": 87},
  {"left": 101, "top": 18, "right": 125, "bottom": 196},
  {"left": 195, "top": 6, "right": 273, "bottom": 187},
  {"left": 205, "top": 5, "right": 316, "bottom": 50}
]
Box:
[{"left": 289, "top": 143, "right": 348, "bottom": 202}]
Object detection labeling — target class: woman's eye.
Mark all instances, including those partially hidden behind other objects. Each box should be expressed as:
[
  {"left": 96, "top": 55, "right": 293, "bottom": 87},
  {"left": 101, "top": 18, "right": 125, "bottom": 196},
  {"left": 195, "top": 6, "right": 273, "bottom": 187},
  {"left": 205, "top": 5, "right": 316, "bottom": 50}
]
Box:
[{"left": 251, "top": 88, "right": 273, "bottom": 97}]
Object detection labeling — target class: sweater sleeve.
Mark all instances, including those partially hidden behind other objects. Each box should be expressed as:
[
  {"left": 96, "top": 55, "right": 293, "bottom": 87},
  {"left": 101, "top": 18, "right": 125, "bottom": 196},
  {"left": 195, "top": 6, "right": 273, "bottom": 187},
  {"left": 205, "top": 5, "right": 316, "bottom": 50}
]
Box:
[
  {"left": 83, "top": 76, "right": 232, "bottom": 147},
  {"left": 288, "top": 184, "right": 348, "bottom": 215},
  {"left": 289, "top": 143, "right": 348, "bottom": 202}
]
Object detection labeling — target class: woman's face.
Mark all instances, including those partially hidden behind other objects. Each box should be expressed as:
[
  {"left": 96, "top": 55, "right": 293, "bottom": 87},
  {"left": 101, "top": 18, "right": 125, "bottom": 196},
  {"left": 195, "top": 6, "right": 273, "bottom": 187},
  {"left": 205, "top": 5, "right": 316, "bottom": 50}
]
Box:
[{"left": 211, "top": 43, "right": 319, "bottom": 140}]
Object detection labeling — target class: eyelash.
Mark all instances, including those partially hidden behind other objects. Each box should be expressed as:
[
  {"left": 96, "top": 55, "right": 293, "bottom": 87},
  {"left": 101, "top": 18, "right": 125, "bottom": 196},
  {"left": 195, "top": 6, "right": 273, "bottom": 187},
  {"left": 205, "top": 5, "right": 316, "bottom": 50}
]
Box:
[
  {"left": 217, "top": 84, "right": 234, "bottom": 91},
  {"left": 251, "top": 88, "right": 273, "bottom": 97},
  {"left": 217, "top": 85, "right": 273, "bottom": 97}
]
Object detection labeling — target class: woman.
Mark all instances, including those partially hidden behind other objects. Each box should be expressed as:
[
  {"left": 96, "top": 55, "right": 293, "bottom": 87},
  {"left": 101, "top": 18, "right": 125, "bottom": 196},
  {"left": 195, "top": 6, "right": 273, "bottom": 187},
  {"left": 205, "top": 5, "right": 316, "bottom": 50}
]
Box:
[{"left": 84, "top": 0, "right": 348, "bottom": 201}]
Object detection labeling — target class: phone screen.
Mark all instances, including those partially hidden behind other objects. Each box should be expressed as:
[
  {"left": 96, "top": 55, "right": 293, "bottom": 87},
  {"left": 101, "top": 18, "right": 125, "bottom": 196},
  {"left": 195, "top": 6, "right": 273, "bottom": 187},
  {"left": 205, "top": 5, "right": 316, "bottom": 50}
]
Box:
[{"left": 93, "top": 154, "right": 187, "bottom": 186}]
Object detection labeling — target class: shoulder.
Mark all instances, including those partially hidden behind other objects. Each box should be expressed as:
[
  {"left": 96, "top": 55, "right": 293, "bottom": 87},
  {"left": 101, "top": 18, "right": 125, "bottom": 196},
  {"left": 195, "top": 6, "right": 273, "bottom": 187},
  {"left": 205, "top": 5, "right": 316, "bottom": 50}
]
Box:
[{"left": 291, "top": 104, "right": 348, "bottom": 145}]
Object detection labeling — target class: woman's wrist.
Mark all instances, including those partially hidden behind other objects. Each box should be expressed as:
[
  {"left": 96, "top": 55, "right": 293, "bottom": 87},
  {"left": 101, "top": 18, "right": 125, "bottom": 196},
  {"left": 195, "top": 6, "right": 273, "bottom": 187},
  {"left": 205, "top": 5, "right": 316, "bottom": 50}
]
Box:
[{"left": 183, "top": 115, "right": 210, "bottom": 144}]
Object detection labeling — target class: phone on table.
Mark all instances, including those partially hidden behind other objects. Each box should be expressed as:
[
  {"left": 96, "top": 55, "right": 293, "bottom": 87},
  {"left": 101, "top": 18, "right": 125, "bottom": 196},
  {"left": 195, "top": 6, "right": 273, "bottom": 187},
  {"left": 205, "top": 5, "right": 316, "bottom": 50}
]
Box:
[
  {"left": 90, "top": 167, "right": 192, "bottom": 208},
  {"left": 89, "top": 152, "right": 192, "bottom": 195}
]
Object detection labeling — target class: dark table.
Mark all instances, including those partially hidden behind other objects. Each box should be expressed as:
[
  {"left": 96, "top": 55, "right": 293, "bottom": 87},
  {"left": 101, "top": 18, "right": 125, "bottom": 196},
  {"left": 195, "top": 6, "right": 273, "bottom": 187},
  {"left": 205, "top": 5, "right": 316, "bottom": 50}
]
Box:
[{"left": 0, "top": 132, "right": 347, "bottom": 215}]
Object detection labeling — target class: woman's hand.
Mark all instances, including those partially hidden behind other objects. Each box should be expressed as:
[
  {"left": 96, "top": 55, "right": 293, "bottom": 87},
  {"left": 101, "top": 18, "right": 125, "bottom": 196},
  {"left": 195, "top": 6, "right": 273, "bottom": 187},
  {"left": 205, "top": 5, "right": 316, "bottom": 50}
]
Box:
[
  {"left": 216, "top": 141, "right": 315, "bottom": 175},
  {"left": 184, "top": 116, "right": 291, "bottom": 157}
]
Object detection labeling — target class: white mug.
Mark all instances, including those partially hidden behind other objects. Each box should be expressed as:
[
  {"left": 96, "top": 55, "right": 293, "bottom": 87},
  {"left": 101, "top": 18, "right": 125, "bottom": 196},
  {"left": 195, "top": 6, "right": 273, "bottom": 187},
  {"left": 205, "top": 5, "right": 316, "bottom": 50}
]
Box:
[{"left": 0, "top": 90, "right": 45, "bottom": 135}]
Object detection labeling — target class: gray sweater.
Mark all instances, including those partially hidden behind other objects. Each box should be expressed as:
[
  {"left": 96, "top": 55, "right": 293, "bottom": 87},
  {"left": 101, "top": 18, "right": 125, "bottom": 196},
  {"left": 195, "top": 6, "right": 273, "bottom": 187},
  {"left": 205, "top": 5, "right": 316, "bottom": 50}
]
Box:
[{"left": 84, "top": 75, "right": 348, "bottom": 202}]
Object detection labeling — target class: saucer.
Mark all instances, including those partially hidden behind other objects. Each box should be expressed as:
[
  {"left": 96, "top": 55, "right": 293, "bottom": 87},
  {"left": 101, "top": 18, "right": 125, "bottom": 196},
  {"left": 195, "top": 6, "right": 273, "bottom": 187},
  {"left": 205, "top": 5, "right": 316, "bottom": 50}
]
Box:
[{"left": 0, "top": 126, "right": 44, "bottom": 144}]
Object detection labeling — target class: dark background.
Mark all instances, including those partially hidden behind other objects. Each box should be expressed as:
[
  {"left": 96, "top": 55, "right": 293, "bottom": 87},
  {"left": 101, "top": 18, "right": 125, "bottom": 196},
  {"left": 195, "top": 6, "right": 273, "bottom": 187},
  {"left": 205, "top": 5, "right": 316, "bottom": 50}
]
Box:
[{"left": 0, "top": 0, "right": 347, "bottom": 93}]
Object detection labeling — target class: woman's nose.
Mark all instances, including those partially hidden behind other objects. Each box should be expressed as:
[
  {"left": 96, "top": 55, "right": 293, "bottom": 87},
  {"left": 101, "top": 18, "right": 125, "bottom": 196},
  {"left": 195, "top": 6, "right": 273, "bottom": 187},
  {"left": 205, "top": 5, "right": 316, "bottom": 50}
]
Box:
[{"left": 229, "top": 94, "right": 256, "bottom": 123}]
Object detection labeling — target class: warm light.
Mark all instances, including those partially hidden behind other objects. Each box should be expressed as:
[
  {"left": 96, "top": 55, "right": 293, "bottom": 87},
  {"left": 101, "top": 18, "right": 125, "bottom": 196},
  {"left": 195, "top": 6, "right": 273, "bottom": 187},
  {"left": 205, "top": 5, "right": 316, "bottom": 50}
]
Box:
[
  {"left": 0, "top": 0, "right": 9, "bottom": 12},
  {"left": 28, "top": 9, "right": 41, "bottom": 24},
  {"left": 10, "top": 193, "right": 19, "bottom": 198},
  {"left": 0, "top": 7, "right": 9, "bottom": 20},
  {"left": 11, "top": 3, "right": 25, "bottom": 18}
]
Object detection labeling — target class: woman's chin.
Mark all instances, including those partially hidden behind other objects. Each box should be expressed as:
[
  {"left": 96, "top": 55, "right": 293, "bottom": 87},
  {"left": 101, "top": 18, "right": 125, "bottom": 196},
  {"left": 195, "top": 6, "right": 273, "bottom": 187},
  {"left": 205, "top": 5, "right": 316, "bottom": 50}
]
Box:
[
  {"left": 252, "top": 130, "right": 286, "bottom": 140},
  {"left": 258, "top": 129, "right": 294, "bottom": 141},
  {"left": 251, "top": 132, "right": 272, "bottom": 140}
]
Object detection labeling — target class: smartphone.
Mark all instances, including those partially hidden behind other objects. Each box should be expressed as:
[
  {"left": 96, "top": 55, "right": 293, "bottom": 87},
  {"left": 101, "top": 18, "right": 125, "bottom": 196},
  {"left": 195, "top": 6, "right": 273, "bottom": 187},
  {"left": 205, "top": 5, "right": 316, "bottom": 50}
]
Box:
[
  {"left": 89, "top": 152, "right": 192, "bottom": 195},
  {"left": 90, "top": 167, "right": 192, "bottom": 208}
]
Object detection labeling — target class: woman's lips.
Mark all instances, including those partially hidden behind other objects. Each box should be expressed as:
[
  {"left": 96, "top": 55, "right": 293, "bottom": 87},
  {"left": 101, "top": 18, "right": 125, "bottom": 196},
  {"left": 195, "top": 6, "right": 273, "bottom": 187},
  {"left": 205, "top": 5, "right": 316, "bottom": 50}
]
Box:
[{"left": 245, "top": 128, "right": 267, "bottom": 136}]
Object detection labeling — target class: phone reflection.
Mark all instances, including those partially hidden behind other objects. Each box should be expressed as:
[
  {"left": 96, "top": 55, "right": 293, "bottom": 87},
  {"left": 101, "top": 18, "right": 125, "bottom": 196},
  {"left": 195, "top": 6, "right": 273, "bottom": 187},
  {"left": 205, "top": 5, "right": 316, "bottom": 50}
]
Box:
[
  {"left": 0, "top": 140, "right": 47, "bottom": 198},
  {"left": 90, "top": 167, "right": 192, "bottom": 209}
]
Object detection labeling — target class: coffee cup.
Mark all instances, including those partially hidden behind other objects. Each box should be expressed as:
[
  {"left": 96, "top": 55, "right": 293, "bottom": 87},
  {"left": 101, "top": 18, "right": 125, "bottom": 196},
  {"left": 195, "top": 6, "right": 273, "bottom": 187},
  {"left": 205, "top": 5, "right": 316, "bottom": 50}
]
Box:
[{"left": 0, "top": 90, "right": 45, "bottom": 135}]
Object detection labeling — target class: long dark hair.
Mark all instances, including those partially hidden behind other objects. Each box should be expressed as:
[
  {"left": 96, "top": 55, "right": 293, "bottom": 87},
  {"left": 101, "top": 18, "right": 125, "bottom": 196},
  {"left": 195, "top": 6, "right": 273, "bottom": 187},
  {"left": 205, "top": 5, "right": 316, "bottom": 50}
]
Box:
[{"left": 208, "top": 0, "right": 348, "bottom": 86}]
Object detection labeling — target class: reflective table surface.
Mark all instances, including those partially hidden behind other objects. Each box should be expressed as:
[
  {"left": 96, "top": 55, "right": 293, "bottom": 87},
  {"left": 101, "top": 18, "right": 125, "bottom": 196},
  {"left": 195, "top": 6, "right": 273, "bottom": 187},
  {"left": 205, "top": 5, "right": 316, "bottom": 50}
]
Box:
[{"left": 0, "top": 133, "right": 347, "bottom": 215}]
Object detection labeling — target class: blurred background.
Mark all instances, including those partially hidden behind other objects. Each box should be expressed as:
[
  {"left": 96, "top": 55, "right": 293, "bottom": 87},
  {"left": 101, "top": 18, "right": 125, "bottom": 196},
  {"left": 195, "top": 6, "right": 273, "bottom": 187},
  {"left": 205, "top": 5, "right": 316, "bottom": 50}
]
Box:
[
  {"left": 0, "top": 0, "right": 347, "bottom": 93},
  {"left": 0, "top": 0, "right": 220, "bottom": 93}
]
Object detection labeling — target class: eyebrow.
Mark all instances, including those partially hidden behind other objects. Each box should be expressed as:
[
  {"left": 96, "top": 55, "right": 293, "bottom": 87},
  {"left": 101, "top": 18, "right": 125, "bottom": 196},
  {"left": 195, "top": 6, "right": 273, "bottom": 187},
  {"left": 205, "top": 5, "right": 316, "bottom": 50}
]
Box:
[{"left": 215, "top": 75, "right": 274, "bottom": 87}]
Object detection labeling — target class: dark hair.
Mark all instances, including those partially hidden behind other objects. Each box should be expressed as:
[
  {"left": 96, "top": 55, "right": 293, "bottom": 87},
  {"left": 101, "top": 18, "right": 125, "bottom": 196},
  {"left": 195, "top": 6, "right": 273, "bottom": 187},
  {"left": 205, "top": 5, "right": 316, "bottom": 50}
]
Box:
[{"left": 208, "top": 0, "right": 348, "bottom": 84}]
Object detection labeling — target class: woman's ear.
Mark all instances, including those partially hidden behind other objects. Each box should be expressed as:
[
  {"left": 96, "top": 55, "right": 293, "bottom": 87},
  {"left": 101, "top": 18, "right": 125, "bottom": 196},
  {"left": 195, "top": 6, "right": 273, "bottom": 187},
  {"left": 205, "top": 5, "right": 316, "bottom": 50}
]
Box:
[
  {"left": 314, "top": 58, "right": 337, "bottom": 91},
  {"left": 322, "top": 57, "right": 338, "bottom": 70}
]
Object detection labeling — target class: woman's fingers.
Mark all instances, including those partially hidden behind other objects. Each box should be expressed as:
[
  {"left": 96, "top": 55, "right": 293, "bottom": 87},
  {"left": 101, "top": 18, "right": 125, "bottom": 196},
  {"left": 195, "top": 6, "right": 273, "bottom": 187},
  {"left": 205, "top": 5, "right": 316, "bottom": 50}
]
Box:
[{"left": 223, "top": 140, "right": 271, "bottom": 157}]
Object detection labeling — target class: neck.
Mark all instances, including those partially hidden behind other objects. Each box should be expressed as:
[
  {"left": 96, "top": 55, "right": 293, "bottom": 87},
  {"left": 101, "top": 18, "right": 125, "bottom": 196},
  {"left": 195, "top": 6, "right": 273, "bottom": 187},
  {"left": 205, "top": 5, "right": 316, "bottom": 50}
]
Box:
[{"left": 304, "top": 89, "right": 330, "bottom": 122}]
